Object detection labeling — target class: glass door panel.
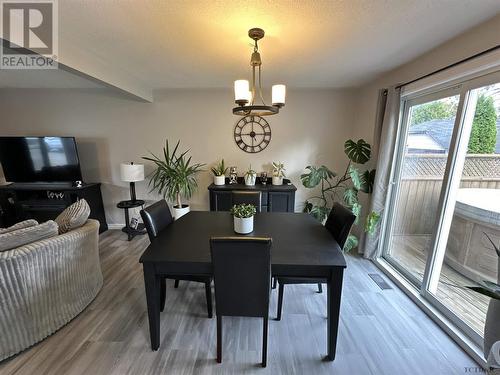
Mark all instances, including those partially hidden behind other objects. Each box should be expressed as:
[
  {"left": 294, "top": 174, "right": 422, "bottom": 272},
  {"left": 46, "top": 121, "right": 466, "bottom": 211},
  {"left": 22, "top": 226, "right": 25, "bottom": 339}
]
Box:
[
  {"left": 383, "top": 93, "right": 460, "bottom": 285},
  {"left": 427, "top": 82, "right": 500, "bottom": 337}
]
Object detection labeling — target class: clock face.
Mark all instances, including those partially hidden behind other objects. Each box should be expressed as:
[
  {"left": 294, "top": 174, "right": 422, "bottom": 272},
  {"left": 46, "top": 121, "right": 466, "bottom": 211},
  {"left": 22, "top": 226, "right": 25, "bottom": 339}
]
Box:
[{"left": 234, "top": 115, "right": 272, "bottom": 153}]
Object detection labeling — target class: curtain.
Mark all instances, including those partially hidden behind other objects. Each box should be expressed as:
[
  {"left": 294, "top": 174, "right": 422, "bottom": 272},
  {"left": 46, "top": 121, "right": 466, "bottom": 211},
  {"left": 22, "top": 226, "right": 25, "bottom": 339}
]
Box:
[{"left": 363, "top": 86, "right": 401, "bottom": 259}]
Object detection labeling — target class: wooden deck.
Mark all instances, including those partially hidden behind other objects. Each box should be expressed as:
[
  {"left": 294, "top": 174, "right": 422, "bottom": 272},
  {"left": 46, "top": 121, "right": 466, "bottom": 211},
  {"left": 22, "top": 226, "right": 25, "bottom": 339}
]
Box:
[{"left": 388, "top": 235, "right": 490, "bottom": 335}]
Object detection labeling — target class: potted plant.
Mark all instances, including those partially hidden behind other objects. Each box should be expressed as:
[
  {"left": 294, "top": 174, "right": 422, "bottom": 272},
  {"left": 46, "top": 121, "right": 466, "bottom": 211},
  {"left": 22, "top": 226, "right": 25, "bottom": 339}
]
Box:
[
  {"left": 466, "top": 233, "right": 500, "bottom": 368},
  {"left": 301, "top": 139, "right": 380, "bottom": 252},
  {"left": 244, "top": 165, "right": 257, "bottom": 186},
  {"left": 143, "top": 140, "right": 205, "bottom": 220},
  {"left": 231, "top": 203, "right": 256, "bottom": 234},
  {"left": 272, "top": 161, "right": 285, "bottom": 185},
  {"left": 211, "top": 159, "right": 227, "bottom": 186}
]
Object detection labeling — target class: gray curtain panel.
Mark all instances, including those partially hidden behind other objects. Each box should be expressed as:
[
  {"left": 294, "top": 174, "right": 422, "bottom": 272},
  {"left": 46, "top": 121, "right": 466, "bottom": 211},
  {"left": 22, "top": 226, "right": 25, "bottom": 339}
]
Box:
[{"left": 363, "top": 86, "right": 401, "bottom": 259}]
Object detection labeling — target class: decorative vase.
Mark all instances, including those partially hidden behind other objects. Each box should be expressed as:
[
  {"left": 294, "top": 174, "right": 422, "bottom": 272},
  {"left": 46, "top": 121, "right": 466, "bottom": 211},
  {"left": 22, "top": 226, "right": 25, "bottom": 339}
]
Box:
[
  {"left": 214, "top": 175, "right": 225, "bottom": 186},
  {"left": 244, "top": 173, "right": 256, "bottom": 186},
  {"left": 484, "top": 261, "right": 500, "bottom": 362},
  {"left": 234, "top": 216, "right": 254, "bottom": 234},
  {"left": 272, "top": 176, "right": 283, "bottom": 185},
  {"left": 173, "top": 204, "right": 190, "bottom": 220}
]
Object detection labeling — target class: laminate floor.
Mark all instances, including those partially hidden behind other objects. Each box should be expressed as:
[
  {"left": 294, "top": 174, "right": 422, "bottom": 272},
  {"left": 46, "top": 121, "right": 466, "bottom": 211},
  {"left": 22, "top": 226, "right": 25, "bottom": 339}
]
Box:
[{"left": 0, "top": 229, "right": 479, "bottom": 375}]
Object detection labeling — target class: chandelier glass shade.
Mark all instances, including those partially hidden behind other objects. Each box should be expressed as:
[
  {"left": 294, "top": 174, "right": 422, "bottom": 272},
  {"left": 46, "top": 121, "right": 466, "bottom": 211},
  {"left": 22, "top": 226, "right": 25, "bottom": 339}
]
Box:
[{"left": 233, "top": 28, "right": 286, "bottom": 116}]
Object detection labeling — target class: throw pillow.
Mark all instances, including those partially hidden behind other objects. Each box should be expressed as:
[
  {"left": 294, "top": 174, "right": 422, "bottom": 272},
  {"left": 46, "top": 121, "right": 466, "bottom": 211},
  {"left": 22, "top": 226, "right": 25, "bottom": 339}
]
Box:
[
  {"left": 0, "top": 220, "right": 59, "bottom": 252},
  {"left": 55, "top": 199, "right": 90, "bottom": 234},
  {"left": 0, "top": 219, "right": 38, "bottom": 235}
]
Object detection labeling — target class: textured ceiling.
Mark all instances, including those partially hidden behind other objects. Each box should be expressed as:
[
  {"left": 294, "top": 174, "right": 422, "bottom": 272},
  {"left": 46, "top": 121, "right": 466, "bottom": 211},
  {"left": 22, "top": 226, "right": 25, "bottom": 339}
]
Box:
[{"left": 1, "top": 0, "right": 500, "bottom": 89}]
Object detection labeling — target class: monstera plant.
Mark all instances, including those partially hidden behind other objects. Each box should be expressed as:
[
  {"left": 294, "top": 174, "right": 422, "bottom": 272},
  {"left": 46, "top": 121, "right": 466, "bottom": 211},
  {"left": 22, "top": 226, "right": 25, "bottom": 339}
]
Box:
[{"left": 302, "top": 139, "right": 380, "bottom": 252}]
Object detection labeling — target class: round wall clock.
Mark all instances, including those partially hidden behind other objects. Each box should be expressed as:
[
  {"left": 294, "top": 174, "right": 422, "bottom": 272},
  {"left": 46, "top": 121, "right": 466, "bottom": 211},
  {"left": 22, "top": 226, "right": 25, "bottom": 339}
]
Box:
[{"left": 234, "top": 115, "right": 272, "bottom": 153}]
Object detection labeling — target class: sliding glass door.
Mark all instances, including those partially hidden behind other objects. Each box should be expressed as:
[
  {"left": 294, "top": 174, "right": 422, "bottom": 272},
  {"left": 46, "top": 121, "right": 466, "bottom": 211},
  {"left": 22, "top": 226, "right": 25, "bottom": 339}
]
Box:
[{"left": 381, "top": 71, "right": 500, "bottom": 345}]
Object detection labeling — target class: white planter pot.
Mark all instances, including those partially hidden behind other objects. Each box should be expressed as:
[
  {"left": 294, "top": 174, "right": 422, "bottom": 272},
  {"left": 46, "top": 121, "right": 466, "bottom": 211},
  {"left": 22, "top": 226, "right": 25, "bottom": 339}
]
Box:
[
  {"left": 272, "top": 176, "right": 283, "bottom": 185},
  {"left": 234, "top": 216, "right": 254, "bottom": 234},
  {"left": 484, "top": 261, "right": 500, "bottom": 363},
  {"left": 244, "top": 173, "right": 256, "bottom": 186},
  {"left": 173, "top": 204, "right": 190, "bottom": 220},
  {"left": 214, "top": 175, "right": 225, "bottom": 185}
]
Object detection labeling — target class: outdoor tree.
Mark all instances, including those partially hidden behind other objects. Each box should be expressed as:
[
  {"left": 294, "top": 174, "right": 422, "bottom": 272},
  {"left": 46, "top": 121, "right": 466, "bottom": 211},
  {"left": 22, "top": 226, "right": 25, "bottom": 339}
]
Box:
[
  {"left": 468, "top": 94, "right": 497, "bottom": 154},
  {"left": 410, "top": 100, "right": 457, "bottom": 125}
]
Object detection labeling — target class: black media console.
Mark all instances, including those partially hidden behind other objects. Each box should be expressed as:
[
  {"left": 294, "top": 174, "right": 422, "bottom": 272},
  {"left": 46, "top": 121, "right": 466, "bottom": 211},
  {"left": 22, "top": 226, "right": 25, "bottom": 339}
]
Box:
[{"left": 0, "top": 182, "right": 108, "bottom": 233}]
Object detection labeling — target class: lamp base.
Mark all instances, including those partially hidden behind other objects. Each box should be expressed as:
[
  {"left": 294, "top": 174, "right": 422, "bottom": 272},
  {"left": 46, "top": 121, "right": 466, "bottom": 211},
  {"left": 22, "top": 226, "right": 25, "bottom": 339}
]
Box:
[{"left": 129, "top": 182, "right": 137, "bottom": 202}]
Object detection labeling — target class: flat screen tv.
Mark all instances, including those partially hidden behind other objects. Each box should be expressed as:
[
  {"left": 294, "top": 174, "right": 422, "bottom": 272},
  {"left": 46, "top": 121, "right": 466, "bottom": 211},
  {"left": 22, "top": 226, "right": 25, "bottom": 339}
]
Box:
[{"left": 0, "top": 136, "right": 82, "bottom": 183}]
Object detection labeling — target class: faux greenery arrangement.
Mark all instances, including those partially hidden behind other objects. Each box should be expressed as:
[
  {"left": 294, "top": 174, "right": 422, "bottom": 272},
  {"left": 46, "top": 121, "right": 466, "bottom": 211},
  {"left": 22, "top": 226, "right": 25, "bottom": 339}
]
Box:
[
  {"left": 211, "top": 159, "right": 228, "bottom": 176},
  {"left": 230, "top": 203, "right": 257, "bottom": 218},
  {"left": 301, "top": 139, "right": 380, "bottom": 252},
  {"left": 467, "top": 233, "right": 500, "bottom": 300},
  {"left": 143, "top": 140, "right": 205, "bottom": 209},
  {"left": 272, "top": 162, "right": 286, "bottom": 177}
]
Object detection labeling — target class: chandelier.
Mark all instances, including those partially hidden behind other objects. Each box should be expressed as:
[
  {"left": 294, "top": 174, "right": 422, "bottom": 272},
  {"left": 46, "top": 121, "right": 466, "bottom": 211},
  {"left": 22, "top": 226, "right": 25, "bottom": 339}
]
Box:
[{"left": 233, "top": 28, "right": 286, "bottom": 116}]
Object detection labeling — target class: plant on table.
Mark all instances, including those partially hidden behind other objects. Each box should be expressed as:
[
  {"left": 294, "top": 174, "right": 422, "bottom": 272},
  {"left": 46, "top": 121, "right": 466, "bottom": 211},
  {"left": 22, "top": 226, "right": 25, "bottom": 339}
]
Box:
[
  {"left": 143, "top": 140, "right": 205, "bottom": 217},
  {"left": 244, "top": 165, "right": 257, "bottom": 186},
  {"left": 231, "top": 203, "right": 257, "bottom": 234},
  {"left": 301, "top": 138, "right": 380, "bottom": 252},
  {"left": 211, "top": 159, "right": 228, "bottom": 185},
  {"left": 272, "top": 161, "right": 286, "bottom": 185}
]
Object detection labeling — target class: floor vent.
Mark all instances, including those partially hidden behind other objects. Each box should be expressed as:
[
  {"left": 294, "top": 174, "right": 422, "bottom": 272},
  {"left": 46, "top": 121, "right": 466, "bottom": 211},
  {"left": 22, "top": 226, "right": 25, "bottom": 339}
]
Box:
[{"left": 368, "top": 273, "right": 392, "bottom": 290}]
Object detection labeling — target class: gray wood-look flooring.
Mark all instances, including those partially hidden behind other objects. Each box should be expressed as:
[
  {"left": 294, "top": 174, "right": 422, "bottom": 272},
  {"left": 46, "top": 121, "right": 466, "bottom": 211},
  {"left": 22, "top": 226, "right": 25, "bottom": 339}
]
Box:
[{"left": 0, "top": 229, "right": 479, "bottom": 375}]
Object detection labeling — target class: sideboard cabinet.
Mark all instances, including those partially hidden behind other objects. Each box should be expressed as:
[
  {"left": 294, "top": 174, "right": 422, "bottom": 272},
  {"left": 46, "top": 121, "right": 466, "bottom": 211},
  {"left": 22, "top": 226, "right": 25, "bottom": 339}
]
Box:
[{"left": 208, "top": 178, "right": 296, "bottom": 212}]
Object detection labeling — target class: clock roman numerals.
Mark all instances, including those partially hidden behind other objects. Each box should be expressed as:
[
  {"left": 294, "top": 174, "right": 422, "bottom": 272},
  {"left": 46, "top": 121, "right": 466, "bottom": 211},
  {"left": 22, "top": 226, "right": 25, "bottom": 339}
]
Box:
[{"left": 233, "top": 115, "right": 272, "bottom": 153}]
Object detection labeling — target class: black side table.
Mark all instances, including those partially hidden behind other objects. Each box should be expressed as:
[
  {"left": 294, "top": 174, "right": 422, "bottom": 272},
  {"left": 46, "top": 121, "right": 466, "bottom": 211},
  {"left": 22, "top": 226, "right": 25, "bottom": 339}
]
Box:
[{"left": 117, "top": 199, "right": 147, "bottom": 241}]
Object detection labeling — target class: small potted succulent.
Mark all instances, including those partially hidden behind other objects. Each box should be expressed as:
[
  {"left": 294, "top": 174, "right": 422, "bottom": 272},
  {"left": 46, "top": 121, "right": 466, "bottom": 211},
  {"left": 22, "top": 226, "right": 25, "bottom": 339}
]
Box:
[
  {"left": 272, "top": 161, "right": 286, "bottom": 185},
  {"left": 231, "top": 203, "right": 256, "bottom": 234},
  {"left": 211, "top": 159, "right": 227, "bottom": 186},
  {"left": 244, "top": 165, "right": 257, "bottom": 186}
]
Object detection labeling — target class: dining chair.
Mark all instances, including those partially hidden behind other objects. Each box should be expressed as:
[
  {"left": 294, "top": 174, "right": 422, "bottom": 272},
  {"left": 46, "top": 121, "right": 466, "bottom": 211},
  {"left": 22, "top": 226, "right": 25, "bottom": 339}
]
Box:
[
  {"left": 140, "top": 199, "right": 213, "bottom": 318},
  {"left": 210, "top": 236, "right": 272, "bottom": 367},
  {"left": 231, "top": 191, "right": 262, "bottom": 212},
  {"left": 276, "top": 202, "right": 355, "bottom": 320}
]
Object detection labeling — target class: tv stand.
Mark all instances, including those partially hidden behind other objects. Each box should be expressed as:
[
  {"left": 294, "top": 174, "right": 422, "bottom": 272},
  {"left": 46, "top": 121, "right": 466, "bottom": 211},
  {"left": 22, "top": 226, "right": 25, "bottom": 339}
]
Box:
[{"left": 0, "top": 182, "right": 108, "bottom": 233}]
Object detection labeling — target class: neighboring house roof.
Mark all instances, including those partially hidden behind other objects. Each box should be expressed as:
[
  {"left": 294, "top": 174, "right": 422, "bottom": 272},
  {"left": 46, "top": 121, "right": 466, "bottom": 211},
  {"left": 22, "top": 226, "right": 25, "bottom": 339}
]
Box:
[{"left": 407, "top": 118, "right": 500, "bottom": 154}]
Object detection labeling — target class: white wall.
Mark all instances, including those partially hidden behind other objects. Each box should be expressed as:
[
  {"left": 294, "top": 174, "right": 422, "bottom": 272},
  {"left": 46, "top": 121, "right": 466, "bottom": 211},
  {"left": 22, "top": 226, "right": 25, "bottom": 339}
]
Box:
[{"left": 0, "top": 88, "right": 356, "bottom": 225}]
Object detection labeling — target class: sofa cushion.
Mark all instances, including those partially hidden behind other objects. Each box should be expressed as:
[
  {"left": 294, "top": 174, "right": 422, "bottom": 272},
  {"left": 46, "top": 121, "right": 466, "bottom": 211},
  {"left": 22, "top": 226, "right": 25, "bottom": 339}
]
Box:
[
  {"left": 55, "top": 199, "right": 90, "bottom": 234},
  {"left": 0, "top": 219, "right": 38, "bottom": 234},
  {"left": 0, "top": 220, "right": 59, "bottom": 252}
]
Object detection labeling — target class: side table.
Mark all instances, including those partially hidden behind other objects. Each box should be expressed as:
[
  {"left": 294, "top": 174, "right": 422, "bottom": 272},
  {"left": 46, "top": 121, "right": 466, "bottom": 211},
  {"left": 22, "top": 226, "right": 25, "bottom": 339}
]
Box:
[{"left": 117, "top": 199, "right": 147, "bottom": 241}]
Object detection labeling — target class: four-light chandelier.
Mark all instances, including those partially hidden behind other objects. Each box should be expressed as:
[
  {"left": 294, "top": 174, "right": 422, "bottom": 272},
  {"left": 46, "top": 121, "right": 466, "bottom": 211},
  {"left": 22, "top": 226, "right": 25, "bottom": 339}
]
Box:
[{"left": 233, "top": 28, "right": 286, "bottom": 116}]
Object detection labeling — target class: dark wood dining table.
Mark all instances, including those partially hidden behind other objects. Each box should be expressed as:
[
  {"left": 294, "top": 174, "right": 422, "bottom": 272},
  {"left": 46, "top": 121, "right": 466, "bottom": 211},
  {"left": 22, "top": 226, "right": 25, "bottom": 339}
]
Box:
[{"left": 139, "top": 211, "right": 346, "bottom": 361}]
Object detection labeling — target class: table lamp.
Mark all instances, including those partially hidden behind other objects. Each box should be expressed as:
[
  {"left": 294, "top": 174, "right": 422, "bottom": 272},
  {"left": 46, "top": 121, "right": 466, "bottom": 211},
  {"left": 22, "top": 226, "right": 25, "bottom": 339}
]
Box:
[{"left": 120, "top": 162, "right": 144, "bottom": 202}]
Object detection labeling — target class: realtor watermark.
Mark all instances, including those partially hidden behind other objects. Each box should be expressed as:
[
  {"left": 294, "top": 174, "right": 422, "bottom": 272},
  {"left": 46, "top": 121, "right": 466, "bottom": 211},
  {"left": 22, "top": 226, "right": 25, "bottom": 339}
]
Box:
[{"left": 0, "top": 0, "right": 58, "bottom": 69}]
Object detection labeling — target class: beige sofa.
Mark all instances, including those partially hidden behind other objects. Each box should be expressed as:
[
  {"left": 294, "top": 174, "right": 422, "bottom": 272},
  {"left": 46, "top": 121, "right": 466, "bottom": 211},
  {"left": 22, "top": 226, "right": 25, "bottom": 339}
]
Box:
[{"left": 0, "top": 219, "right": 103, "bottom": 361}]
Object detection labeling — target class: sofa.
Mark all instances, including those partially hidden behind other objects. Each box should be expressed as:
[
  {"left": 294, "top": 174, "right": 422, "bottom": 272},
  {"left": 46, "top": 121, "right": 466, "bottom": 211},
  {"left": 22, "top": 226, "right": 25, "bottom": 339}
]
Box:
[{"left": 0, "top": 219, "right": 103, "bottom": 361}]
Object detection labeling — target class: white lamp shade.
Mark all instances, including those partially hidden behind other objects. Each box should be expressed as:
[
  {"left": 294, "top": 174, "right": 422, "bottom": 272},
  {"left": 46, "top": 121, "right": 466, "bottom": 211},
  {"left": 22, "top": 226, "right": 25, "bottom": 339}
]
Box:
[
  {"left": 234, "top": 80, "right": 250, "bottom": 103},
  {"left": 120, "top": 163, "right": 144, "bottom": 182},
  {"left": 272, "top": 84, "right": 286, "bottom": 106}
]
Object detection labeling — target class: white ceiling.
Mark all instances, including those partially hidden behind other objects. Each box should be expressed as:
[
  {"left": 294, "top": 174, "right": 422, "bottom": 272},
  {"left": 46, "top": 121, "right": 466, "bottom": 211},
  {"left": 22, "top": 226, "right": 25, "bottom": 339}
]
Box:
[{"left": 1, "top": 0, "right": 499, "bottom": 90}]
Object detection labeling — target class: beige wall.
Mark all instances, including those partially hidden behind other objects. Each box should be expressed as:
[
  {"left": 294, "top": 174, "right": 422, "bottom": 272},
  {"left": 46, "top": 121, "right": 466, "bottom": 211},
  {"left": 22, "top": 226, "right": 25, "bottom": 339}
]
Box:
[
  {"left": 0, "top": 88, "right": 356, "bottom": 225},
  {"left": 353, "top": 14, "right": 500, "bottom": 144}
]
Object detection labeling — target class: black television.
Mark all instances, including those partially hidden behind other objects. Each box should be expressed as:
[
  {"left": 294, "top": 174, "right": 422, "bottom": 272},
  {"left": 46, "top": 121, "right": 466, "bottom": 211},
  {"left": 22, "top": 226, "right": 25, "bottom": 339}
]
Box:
[{"left": 0, "top": 136, "right": 82, "bottom": 183}]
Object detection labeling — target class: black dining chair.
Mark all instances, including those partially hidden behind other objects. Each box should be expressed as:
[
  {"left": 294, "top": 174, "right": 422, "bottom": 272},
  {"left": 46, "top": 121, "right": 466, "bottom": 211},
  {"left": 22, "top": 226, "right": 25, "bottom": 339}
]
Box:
[
  {"left": 232, "top": 191, "right": 262, "bottom": 212},
  {"left": 276, "top": 202, "right": 355, "bottom": 320},
  {"left": 140, "top": 199, "right": 213, "bottom": 318},
  {"left": 210, "top": 236, "right": 272, "bottom": 367}
]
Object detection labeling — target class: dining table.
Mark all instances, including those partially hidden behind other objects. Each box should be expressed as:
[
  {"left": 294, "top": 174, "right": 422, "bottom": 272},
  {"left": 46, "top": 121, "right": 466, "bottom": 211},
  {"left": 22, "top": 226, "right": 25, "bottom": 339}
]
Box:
[{"left": 139, "top": 211, "right": 346, "bottom": 361}]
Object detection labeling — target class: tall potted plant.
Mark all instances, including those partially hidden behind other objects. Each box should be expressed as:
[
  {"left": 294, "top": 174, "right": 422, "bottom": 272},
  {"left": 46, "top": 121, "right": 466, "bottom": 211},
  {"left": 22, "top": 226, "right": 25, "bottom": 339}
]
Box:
[
  {"left": 211, "top": 159, "right": 227, "bottom": 186},
  {"left": 301, "top": 139, "right": 380, "bottom": 252},
  {"left": 143, "top": 140, "right": 205, "bottom": 220},
  {"left": 466, "top": 233, "right": 500, "bottom": 368}
]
